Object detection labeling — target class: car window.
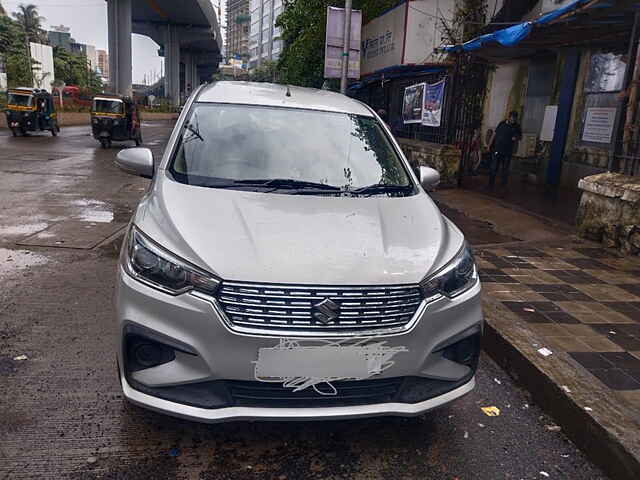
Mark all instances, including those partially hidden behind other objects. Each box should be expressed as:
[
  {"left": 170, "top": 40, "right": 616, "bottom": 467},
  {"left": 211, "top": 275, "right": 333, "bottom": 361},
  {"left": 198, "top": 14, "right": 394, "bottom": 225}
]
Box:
[
  {"left": 169, "top": 104, "right": 413, "bottom": 193},
  {"left": 93, "top": 100, "right": 124, "bottom": 114},
  {"left": 8, "top": 93, "right": 33, "bottom": 107}
]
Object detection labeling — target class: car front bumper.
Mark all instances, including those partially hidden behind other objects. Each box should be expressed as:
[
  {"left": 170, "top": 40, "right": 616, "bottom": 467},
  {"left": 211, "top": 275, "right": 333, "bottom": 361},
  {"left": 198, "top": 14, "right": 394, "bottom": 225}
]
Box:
[
  {"left": 116, "top": 266, "right": 483, "bottom": 423},
  {"left": 121, "top": 373, "right": 476, "bottom": 423}
]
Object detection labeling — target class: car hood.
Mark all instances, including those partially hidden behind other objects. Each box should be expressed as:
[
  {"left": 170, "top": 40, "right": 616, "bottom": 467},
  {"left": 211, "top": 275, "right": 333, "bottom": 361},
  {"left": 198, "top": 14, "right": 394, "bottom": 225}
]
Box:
[{"left": 134, "top": 176, "right": 464, "bottom": 285}]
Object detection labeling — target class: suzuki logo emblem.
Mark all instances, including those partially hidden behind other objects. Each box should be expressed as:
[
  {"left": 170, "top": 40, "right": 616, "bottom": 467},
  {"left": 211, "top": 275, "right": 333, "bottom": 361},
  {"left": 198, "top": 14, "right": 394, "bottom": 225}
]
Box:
[{"left": 312, "top": 298, "right": 340, "bottom": 324}]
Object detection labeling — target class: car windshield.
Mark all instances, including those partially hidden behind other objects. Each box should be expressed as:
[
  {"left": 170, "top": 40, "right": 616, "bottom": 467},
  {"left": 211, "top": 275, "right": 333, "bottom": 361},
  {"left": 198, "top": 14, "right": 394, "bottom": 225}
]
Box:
[
  {"left": 93, "top": 99, "right": 124, "bottom": 114},
  {"left": 8, "top": 93, "right": 33, "bottom": 107},
  {"left": 169, "top": 104, "right": 414, "bottom": 194}
]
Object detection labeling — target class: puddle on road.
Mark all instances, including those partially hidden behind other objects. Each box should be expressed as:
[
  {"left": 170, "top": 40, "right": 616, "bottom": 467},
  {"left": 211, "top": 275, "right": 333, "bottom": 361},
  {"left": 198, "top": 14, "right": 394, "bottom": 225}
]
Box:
[
  {"left": 71, "top": 198, "right": 115, "bottom": 223},
  {"left": 79, "top": 210, "right": 114, "bottom": 223},
  {"left": 0, "top": 248, "right": 48, "bottom": 279}
]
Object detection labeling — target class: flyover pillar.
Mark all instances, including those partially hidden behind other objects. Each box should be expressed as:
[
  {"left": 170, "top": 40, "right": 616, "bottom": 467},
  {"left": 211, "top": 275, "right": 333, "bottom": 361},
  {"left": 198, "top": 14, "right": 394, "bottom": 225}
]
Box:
[
  {"left": 164, "top": 24, "right": 181, "bottom": 106},
  {"left": 183, "top": 52, "right": 199, "bottom": 99},
  {"left": 107, "top": 0, "right": 132, "bottom": 97}
]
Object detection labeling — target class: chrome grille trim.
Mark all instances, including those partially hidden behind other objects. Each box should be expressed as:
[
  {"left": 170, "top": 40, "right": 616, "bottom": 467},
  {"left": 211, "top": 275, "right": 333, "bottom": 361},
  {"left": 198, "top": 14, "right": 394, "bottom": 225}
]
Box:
[{"left": 205, "top": 281, "right": 429, "bottom": 336}]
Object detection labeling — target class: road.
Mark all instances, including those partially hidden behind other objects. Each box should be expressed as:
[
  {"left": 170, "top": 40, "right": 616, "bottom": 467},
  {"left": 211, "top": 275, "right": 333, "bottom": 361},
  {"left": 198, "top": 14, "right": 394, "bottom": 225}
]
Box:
[{"left": 0, "top": 123, "right": 607, "bottom": 479}]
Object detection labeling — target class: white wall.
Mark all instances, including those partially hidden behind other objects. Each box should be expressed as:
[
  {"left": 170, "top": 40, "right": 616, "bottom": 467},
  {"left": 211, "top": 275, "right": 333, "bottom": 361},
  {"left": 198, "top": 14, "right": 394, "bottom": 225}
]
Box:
[
  {"left": 404, "top": 0, "right": 456, "bottom": 64},
  {"left": 29, "top": 42, "right": 55, "bottom": 90},
  {"left": 485, "top": 0, "right": 505, "bottom": 21},
  {"left": 361, "top": 0, "right": 456, "bottom": 75},
  {"left": 483, "top": 62, "right": 519, "bottom": 134}
]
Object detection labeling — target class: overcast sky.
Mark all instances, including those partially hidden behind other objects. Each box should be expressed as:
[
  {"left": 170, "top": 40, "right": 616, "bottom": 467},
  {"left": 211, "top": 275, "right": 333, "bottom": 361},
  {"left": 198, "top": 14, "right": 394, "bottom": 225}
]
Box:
[{"left": 4, "top": 0, "right": 226, "bottom": 84}]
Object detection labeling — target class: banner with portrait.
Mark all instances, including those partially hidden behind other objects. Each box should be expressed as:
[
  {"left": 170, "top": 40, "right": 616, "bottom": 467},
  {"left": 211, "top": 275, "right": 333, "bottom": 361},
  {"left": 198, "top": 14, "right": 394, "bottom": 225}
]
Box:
[
  {"left": 422, "top": 79, "right": 446, "bottom": 127},
  {"left": 402, "top": 83, "right": 426, "bottom": 124}
]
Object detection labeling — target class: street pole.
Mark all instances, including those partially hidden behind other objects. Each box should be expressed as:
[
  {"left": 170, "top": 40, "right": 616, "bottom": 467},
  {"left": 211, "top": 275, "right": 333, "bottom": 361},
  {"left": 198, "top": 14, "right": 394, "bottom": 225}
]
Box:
[{"left": 340, "top": 0, "right": 352, "bottom": 94}]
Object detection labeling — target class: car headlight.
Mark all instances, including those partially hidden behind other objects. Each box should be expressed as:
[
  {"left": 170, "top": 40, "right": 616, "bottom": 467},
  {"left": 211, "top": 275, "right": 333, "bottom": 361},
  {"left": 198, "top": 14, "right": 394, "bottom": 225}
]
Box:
[
  {"left": 123, "top": 226, "right": 220, "bottom": 295},
  {"left": 420, "top": 244, "right": 477, "bottom": 299},
  {"left": 113, "top": 119, "right": 120, "bottom": 125}
]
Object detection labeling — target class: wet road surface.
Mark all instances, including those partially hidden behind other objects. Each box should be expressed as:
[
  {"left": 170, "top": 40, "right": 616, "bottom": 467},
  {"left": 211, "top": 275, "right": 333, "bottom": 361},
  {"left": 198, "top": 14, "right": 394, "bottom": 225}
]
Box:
[{"left": 0, "top": 124, "right": 607, "bottom": 479}]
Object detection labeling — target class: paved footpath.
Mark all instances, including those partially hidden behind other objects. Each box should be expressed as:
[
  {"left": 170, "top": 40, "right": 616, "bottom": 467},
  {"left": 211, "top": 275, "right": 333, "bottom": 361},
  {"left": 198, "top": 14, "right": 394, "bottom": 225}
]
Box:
[
  {"left": 436, "top": 189, "right": 640, "bottom": 480},
  {"left": 0, "top": 125, "right": 607, "bottom": 479}
]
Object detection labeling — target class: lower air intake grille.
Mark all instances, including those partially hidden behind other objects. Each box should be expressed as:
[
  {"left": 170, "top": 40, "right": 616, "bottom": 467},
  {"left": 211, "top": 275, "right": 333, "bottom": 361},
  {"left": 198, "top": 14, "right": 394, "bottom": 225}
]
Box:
[{"left": 228, "top": 378, "right": 404, "bottom": 408}]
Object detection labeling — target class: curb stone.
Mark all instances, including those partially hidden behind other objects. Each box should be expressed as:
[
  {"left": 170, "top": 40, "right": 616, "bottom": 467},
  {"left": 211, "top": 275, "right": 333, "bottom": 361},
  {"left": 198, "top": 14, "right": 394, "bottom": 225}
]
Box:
[{"left": 482, "top": 299, "right": 640, "bottom": 480}]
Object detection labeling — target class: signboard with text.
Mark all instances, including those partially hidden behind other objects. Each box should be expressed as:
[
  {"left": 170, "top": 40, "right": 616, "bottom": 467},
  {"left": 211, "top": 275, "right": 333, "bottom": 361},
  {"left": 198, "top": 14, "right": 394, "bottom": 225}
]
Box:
[
  {"left": 324, "top": 7, "right": 362, "bottom": 79},
  {"left": 361, "top": 3, "right": 405, "bottom": 75},
  {"left": 582, "top": 107, "right": 616, "bottom": 144}
]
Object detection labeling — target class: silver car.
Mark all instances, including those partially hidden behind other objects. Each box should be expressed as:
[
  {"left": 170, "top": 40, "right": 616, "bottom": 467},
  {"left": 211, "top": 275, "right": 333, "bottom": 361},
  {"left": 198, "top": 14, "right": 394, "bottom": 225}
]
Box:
[{"left": 114, "top": 81, "right": 482, "bottom": 423}]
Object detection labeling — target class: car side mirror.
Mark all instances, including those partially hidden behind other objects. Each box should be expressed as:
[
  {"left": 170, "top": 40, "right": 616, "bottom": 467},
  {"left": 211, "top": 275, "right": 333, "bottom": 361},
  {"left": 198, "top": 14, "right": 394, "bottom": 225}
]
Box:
[
  {"left": 419, "top": 166, "right": 440, "bottom": 191},
  {"left": 116, "top": 148, "right": 154, "bottom": 179}
]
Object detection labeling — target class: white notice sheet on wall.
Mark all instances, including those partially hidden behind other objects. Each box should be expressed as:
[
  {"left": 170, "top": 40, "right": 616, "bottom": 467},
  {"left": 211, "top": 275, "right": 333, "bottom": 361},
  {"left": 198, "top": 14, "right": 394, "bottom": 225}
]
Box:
[
  {"left": 540, "top": 106, "right": 558, "bottom": 142},
  {"left": 582, "top": 107, "right": 616, "bottom": 144}
]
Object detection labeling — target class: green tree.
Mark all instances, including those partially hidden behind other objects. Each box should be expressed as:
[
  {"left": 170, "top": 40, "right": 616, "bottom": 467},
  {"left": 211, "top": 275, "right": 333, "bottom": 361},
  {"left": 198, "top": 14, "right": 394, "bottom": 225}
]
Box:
[
  {"left": 52, "top": 46, "right": 102, "bottom": 93},
  {"left": 249, "top": 60, "right": 280, "bottom": 83},
  {"left": 276, "top": 0, "right": 397, "bottom": 88},
  {"left": 0, "top": 14, "right": 32, "bottom": 87},
  {"left": 12, "top": 3, "right": 47, "bottom": 44}
]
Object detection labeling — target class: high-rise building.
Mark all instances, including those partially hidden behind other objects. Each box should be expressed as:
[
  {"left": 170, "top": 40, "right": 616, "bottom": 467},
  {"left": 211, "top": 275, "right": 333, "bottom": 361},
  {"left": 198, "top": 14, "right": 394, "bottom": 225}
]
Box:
[
  {"left": 226, "top": 0, "right": 250, "bottom": 64},
  {"left": 70, "top": 42, "right": 97, "bottom": 71},
  {"left": 96, "top": 50, "right": 109, "bottom": 83},
  {"left": 48, "top": 25, "right": 73, "bottom": 52},
  {"left": 249, "top": 0, "right": 283, "bottom": 70}
]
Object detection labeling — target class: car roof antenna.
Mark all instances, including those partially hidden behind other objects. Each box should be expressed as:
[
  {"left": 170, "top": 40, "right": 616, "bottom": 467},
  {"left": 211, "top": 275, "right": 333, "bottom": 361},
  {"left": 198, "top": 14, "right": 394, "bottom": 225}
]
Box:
[{"left": 285, "top": 85, "right": 292, "bottom": 97}]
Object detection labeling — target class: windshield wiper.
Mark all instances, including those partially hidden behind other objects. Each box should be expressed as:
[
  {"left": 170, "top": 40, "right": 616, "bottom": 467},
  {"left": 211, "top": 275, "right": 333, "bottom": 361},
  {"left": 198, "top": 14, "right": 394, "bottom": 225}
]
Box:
[
  {"left": 349, "top": 183, "right": 414, "bottom": 196},
  {"left": 234, "top": 178, "right": 342, "bottom": 191},
  {"left": 183, "top": 118, "right": 204, "bottom": 143}
]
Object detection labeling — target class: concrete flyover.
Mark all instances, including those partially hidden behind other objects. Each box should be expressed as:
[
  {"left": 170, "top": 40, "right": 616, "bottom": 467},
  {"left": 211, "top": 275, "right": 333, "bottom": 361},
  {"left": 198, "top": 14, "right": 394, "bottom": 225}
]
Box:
[{"left": 106, "top": 0, "right": 222, "bottom": 105}]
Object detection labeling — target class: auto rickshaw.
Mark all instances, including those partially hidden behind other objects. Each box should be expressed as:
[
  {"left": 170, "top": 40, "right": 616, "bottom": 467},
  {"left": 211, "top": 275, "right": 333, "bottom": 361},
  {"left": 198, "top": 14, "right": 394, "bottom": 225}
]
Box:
[
  {"left": 91, "top": 94, "right": 142, "bottom": 148},
  {"left": 5, "top": 88, "right": 60, "bottom": 137}
]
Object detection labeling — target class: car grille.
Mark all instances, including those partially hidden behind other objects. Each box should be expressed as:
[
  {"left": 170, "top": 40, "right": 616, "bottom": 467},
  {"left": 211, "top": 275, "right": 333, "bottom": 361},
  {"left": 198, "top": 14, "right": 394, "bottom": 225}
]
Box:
[
  {"left": 215, "top": 281, "right": 424, "bottom": 334},
  {"left": 228, "top": 377, "right": 404, "bottom": 408}
]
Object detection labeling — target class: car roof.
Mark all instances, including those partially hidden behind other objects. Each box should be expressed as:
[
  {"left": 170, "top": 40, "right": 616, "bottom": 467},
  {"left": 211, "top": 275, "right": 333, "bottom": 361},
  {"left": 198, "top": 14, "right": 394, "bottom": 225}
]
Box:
[{"left": 196, "top": 81, "right": 373, "bottom": 116}]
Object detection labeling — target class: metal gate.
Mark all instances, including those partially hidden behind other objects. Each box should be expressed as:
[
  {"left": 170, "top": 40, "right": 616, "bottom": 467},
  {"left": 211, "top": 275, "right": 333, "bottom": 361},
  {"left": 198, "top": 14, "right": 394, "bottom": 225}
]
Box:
[{"left": 448, "top": 57, "right": 490, "bottom": 186}]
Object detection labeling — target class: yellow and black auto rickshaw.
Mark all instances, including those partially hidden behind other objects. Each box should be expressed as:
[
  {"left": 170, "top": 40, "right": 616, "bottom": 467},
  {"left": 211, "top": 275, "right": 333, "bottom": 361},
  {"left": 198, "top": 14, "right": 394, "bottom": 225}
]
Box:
[
  {"left": 91, "top": 94, "right": 142, "bottom": 149},
  {"left": 5, "top": 88, "right": 60, "bottom": 137}
]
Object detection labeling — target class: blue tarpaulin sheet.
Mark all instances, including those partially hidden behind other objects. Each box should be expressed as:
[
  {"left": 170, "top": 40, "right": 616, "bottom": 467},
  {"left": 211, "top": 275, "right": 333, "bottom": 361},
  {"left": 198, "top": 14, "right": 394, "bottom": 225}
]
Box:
[{"left": 442, "top": 0, "right": 593, "bottom": 53}]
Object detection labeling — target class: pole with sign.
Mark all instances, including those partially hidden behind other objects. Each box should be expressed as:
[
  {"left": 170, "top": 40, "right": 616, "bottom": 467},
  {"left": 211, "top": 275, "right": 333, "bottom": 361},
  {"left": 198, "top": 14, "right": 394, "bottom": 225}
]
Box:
[
  {"left": 340, "top": 0, "right": 353, "bottom": 94},
  {"left": 324, "top": 6, "right": 362, "bottom": 88}
]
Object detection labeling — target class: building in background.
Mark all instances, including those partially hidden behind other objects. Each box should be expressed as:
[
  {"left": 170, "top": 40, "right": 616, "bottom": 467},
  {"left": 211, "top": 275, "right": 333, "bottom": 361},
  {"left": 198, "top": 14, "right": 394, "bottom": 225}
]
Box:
[
  {"left": 226, "top": 0, "right": 250, "bottom": 65},
  {"left": 249, "top": 0, "right": 283, "bottom": 69},
  {"left": 48, "top": 25, "right": 73, "bottom": 52},
  {"left": 71, "top": 42, "right": 98, "bottom": 72},
  {"left": 96, "top": 49, "right": 109, "bottom": 84}
]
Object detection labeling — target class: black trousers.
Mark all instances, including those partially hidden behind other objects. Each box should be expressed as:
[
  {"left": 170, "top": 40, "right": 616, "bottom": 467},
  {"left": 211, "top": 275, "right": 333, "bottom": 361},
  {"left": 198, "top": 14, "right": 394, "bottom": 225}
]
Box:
[{"left": 489, "top": 151, "right": 512, "bottom": 187}]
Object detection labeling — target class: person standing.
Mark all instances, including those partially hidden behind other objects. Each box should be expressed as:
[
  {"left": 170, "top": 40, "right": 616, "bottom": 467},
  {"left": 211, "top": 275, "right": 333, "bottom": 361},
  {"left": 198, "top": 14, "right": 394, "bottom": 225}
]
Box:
[{"left": 488, "top": 111, "right": 522, "bottom": 188}]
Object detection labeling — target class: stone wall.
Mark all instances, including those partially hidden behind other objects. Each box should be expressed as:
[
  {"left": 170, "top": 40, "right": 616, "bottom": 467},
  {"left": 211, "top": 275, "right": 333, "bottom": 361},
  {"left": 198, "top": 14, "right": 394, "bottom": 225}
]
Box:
[
  {"left": 397, "top": 138, "right": 461, "bottom": 188},
  {"left": 576, "top": 173, "right": 640, "bottom": 255},
  {"left": 0, "top": 111, "right": 178, "bottom": 129}
]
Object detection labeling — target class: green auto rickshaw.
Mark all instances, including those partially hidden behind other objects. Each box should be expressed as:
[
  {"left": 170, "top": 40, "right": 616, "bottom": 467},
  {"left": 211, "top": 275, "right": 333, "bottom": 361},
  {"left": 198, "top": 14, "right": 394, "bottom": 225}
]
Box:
[
  {"left": 91, "top": 94, "right": 142, "bottom": 149},
  {"left": 5, "top": 88, "right": 60, "bottom": 137}
]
